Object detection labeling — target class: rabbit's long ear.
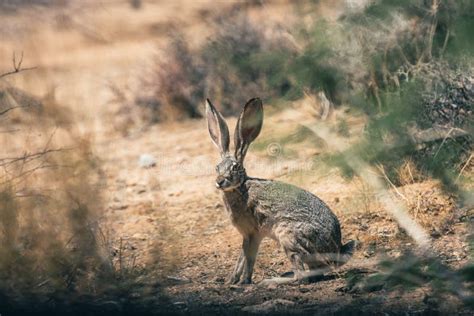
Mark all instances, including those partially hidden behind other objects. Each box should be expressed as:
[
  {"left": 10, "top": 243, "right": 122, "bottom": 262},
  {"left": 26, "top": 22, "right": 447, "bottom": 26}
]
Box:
[
  {"left": 206, "top": 99, "right": 230, "bottom": 157},
  {"left": 234, "top": 98, "right": 263, "bottom": 162}
]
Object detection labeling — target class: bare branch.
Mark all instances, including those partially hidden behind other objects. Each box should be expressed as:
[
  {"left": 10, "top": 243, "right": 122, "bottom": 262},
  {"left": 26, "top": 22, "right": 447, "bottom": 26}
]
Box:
[
  {"left": 0, "top": 52, "right": 37, "bottom": 79},
  {"left": 0, "top": 129, "right": 20, "bottom": 134},
  {"left": 0, "top": 105, "right": 28, "bottom": 116},
  {"left": 0, "top": 147, "right": 71, "bottom": 168},
  {"left": 13, "top": 51, "right": 24, "bottom": 71},
  {"left": 455, "top": 154, "right": 473, "bottom": 184}
]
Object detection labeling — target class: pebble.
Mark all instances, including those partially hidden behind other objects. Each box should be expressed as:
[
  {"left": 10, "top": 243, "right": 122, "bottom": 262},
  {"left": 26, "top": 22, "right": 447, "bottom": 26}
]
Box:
[
  {"left": 299, "top": 287, "right": 310, "bottom": 293},
  {"left": 138, "top": 154, "right": 157, "bottom": 168}
]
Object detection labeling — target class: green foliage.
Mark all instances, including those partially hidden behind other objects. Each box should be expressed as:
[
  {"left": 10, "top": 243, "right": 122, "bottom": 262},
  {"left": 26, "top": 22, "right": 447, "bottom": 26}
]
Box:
[
  {"left": 347, "top": 252, "right": 474, "bottom": 308},
  {"left": 148, "top": 1, "right": 472, "bottom": 190}
]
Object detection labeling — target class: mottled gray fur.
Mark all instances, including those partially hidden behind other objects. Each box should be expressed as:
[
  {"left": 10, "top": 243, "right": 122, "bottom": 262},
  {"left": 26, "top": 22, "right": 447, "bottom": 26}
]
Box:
[{"left": 206, "top": 98, "right": 354, "bottom": 284}]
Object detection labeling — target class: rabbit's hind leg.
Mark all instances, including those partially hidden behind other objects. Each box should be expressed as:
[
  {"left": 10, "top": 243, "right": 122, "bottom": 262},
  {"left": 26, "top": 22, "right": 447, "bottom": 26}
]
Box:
[
  {"left": 304, "top": 261, "right": 333, "bottom": 282},
  {"left": 257, "top": 252, "right": 305, "bottom": 286},
  {"left": 258, "top": 235, "right": 309, "bottom": 286}
]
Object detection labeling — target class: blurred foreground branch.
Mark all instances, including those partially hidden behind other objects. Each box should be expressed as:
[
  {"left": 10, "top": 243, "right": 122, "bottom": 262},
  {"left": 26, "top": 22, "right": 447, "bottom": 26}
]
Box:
[
  {"left": 410, "top": 126, "right": 469, "bottom": 144},
  {"left": 304, "top": 120, "right": 432, "bottom": 250}
]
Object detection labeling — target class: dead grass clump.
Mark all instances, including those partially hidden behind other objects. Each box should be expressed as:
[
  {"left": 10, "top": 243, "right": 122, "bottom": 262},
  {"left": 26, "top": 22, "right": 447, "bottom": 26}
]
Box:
[
  {"left": 0, "top": 103, "right": 168, "bottom": 314},
  {"left": 397, "top": 159, "right": 424, "bottom": 186},
  {"left": 139, "top": 33, "right": 205, "bottom": 122},
  {"left": 0, "top": 82, "right": 72, "bottom": 128},
  {"left": 401, "top": 181, "right": 458, "bottom": 238},
  {"left": 0, "top": 83, "right": 43, "bottom": 122}
]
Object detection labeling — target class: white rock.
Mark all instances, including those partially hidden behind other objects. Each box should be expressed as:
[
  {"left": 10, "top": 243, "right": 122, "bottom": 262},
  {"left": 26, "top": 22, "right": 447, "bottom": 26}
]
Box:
[{"left": 138, "top": 154, "right": 156, "bottom": 168}]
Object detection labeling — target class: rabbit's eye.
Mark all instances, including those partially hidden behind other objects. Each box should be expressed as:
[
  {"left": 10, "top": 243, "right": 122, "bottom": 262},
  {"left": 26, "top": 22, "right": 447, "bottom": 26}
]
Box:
[{"left": 231, "top": 163, "right": 238, "bottom": 171}]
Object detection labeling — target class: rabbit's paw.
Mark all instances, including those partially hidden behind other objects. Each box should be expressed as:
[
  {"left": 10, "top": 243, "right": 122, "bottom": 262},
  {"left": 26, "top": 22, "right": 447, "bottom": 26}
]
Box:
[
  {"left": 226, "top": 274, "right": 241, "bottom": 285},
  {"left": 238, "top": 278, "right": 252, "bottom": 285}
]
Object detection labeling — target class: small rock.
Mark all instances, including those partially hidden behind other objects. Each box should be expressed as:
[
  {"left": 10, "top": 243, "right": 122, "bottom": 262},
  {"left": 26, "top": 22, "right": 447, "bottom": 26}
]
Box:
[
  {"left": 138, "top": 154, "right": 156, "bottom": 168},
  {"left": 430, "top": 230, "right": 442, "bottom": 238},
  {"left": 214, "top": 277, "right": 225, "bottom": 283},
  {"left": 132, "top": 233, "right": 147, "bottom": 241},
  {"left": 167, "top": 276, "right": 191, "bottom": 284},
  {"left": 266, "top": 282, "right": 278, "bottom": 290},
  {"left": 173, "top": 301, "right": 186, "bottom": 308},
  {"left": 299, "top": 287, "right": 310, "bottom": 293},
  {"left": 111, "top": 204, "right": 128, "bottom": 211},
  {"left": 98, "top": 300, "right": 122, "bottom": 312},
  {"left": 229, "top": 285, "right": 244, "bottom": 292}
]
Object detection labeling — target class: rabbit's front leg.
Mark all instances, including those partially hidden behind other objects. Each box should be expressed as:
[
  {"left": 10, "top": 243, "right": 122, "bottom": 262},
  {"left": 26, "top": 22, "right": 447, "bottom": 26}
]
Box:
[
  {"left": 228, "top": 249, "right": 245, "bottom": 284},
  {"left": 239, "top": 234, "right": 262, "bottom": 284},
  {"left": 228, "top": 235, "right": 262, "bottom": 284}
]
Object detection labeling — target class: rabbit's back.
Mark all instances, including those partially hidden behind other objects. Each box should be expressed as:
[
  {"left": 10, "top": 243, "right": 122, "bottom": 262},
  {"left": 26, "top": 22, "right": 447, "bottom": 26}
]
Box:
[{"left": 246, "top": 178, "right": 342, "bottom": 254}]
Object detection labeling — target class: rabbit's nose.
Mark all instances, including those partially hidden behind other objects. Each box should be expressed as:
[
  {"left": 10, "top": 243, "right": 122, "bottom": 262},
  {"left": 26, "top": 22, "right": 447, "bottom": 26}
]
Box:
[{"left": 216, "top": 178, "right": 227, "bottom": 189}]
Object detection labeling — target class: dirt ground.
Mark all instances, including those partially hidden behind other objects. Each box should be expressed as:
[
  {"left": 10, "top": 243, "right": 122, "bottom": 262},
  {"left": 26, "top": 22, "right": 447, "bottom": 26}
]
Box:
[
  {"left": 0, "top": 1, "right": 471, "bottom": 315},
  {"left": 98, "top": 116, "right": 471, "bottom": 315}
]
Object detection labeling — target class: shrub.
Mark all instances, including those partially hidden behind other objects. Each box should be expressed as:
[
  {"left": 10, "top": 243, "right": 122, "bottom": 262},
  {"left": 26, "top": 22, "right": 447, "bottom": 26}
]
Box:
[
  {"left": 0, "top": 98, "right": 168, "bottom": 314},
  {"left": 306, "top": 0, "right": 474, "bottom": 190},
  {"left": 137, "top": 9, "right": 295, "bottom": 120},
  {"left": 345, "top": 252, "right": 474, "bottom": 309},
  {"left": 137, "top": 33, "right": 206, "bottom": 122}
]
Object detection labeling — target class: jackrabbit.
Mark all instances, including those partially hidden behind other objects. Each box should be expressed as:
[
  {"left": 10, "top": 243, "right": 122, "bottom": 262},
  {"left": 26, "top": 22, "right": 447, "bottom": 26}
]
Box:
[{"left": 206, "top": 98, "right": 355, "bottom": 285}]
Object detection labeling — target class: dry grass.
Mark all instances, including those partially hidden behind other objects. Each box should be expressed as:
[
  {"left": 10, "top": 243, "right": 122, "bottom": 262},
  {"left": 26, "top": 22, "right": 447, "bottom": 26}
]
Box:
[{"left": 0, "top": 89, "right": 172, "bottom": 312}]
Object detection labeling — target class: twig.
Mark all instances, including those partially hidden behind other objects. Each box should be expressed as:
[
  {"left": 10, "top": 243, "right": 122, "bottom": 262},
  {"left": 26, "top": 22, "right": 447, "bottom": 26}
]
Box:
[
  {"left": 0, "top": 52, "right": 37, "bottom": 79},
  {"left": 1, "top": 162, "right": 62, "bottom": 186},
  {"left": 37, "top": 279, "right": 50, "bottom": 288},
  {"left": 414, "top": 194, "right": 421, "bottom": 220},
  {"left": 433, "top": 127, "right": 454, "bottom": 159},
  {"left": 376, "top": 164, "right": 409, "bottom": 203},
  {"left": 455, "top": 154, "right": 473, "bottom": 184},
  {"left": 424, "top": 0, "right": 439, "bottom": 61},
  {"left": 440, "top": 28, "right": 450, "bottom": 57},
  {"left": 0, "top": 129, "right": 20, "bottom": 134},
  {"left": 397, "top": 44, "right": 413, "bottom": 67},
  {"left": 0, "top": 147, "right": 70, "bottom": 168},
  {"left": 0, "top": 105, "right": 28, "bottom": 116},
  {"left": 304, "top": 120, "right": 431, "bottom": 250},
  {"left": 119, "top": 237, "right": 123, "bottom": 275}
]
